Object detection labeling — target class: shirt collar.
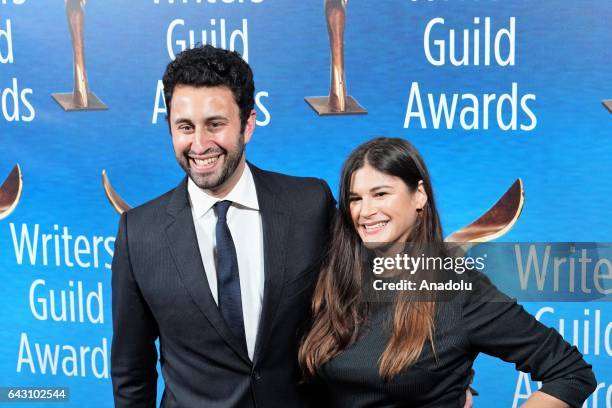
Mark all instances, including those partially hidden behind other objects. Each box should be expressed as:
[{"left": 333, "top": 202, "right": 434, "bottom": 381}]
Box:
[{"left": 188, "top": 163, "right": 260, "bottom": 219}]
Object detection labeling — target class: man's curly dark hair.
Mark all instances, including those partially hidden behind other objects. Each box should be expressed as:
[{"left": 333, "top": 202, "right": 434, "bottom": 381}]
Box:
[{"left": 162, "top": 45, "right": 255, "bottom": 132}]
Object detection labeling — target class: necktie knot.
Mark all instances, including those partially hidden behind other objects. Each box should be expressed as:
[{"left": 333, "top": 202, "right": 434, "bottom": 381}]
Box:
[{"left": 214, "top": 200, "right": 232, "bottom": 221}]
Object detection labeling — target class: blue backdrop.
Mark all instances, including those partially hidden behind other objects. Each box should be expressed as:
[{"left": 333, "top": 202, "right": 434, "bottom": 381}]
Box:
[{"left": 0, "top": 0, "right": 610, "bottom": 406}]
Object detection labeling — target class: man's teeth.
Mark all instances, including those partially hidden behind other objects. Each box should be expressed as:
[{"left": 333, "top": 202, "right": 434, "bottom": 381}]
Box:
[
  {"left": 193, "top": 156, "right": 219, "bottom": 166},
  {"left": 364, "top": 222, "right": 388, "bottom": 230}
]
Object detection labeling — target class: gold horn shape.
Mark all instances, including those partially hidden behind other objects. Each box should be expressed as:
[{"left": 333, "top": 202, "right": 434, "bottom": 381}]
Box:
[
  {"left": 445, "top": 179, "right": 524, "bottom": 243},
  {"left": 0, "top": 164, "right": 23, "bottom": 220},
  {"left": 102, "top": 170, "right": 131, "bottom": 215}
]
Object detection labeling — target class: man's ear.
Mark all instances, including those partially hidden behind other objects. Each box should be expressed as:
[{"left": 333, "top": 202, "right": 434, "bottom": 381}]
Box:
[
  {"left": 244, "top": 110, "right": 256, "bottom": 144},
  {"left": 416, "top": 180, "right": 428, "bottom": 210}
]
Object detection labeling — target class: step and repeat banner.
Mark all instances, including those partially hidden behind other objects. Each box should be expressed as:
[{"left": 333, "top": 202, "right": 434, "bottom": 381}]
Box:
[{"left": 1, "top": 0, "right": 610, "bottom": 406}]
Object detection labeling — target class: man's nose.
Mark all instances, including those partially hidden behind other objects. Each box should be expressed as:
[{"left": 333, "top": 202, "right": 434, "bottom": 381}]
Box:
[{"left": 192, "top": 127, "right": 211, "bottom": 150}]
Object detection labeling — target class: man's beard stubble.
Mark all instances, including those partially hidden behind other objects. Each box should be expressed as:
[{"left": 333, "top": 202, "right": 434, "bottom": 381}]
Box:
[{"left": 179, "top": 134, "right": 245, "bottom": 191}]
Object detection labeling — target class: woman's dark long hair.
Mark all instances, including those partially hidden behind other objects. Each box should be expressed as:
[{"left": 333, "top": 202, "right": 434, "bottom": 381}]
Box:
[{"left": 299, "top": 137, "right": 444, "bottom": 380}]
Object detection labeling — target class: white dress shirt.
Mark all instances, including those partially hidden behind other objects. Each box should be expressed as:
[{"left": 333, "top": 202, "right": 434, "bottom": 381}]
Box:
[{"left": 188, "top": 164, "right": 265, "bottom": 360}]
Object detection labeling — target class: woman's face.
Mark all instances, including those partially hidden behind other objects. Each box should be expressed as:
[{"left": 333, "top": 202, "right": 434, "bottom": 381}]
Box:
[{"left": 349, "top": 163, "right": 427, "bottom": 247}]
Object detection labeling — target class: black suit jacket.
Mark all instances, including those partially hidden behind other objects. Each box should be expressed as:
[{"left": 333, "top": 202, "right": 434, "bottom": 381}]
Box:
[{"left": 111, "top": 164, "right": 336, "bottom": 407}]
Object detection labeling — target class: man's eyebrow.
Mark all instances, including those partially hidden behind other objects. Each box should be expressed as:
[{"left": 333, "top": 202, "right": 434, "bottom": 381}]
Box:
[
  {"left": 206, "top": 115, "right": 228, "bottom": 122},
  {"left": 173, "top": 117, "right": 193, "bottom": 125}
]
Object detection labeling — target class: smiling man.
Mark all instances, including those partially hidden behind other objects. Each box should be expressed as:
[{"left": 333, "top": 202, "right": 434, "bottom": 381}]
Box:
[
  {"left": 171, "top": 84, "right": 250, "bottom": 196},
  {"left": 110, "top": 45, "right": 335, "bottom": 407}
]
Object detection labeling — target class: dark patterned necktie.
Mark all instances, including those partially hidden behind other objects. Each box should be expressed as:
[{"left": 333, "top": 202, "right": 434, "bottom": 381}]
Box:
[{"left": 214, "top": 200, "right": 246, "bottom": 349}]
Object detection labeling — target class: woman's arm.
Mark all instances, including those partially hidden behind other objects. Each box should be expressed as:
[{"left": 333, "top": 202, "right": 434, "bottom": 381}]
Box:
[
  {"left": 521, "top": 391, "right": 569, "bottom": 407},
  {"left": 462, "top": 272, "right": 597, "bottom": 408}
]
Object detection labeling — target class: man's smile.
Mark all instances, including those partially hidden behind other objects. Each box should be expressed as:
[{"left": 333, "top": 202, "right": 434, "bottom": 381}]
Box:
[{"left": 189, "top": 153, "right": 224, "bottom": 172}]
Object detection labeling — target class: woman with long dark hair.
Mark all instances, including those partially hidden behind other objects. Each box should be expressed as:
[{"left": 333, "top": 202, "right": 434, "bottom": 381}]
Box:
[{"left": 299, "top": 137, "right": 596, "bottom": 407}]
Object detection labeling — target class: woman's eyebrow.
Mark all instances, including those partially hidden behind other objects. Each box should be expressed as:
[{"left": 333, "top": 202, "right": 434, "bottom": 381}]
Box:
[{"left": 370, "top": 185, "right": 393, "bottom": 192}]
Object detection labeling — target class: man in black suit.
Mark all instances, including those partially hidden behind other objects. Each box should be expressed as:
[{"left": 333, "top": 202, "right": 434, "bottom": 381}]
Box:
[{"left": 111, "top": 45, "right": 335, "bottom": 407}]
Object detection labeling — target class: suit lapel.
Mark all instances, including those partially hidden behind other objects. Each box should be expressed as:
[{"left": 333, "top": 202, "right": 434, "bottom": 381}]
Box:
[
  {"left": 163, "top": 177, "right": 251, "bottom": 365},
  {"left": 250, "top": 165, "right": 291, "bottom": 364}
]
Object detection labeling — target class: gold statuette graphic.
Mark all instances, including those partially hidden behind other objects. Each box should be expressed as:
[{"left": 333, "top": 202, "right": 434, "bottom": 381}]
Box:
[
  {"left": 52, "top": 0, "right": 107, "bottom": 111},
  {"left": 305, "top": 0, "right": 366, "bottom": 115},
  {"left": 102, "top": 170, "right": 131, "bottom": 215},
  {"left": 603, "top": 100, "right": 612, "bottom": 113},
  {"left": 0, "top": 165, "right": 23, "bottom": 220},
  {"left": 445, "top": 179, "right": 524, "bottom": 243}
]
